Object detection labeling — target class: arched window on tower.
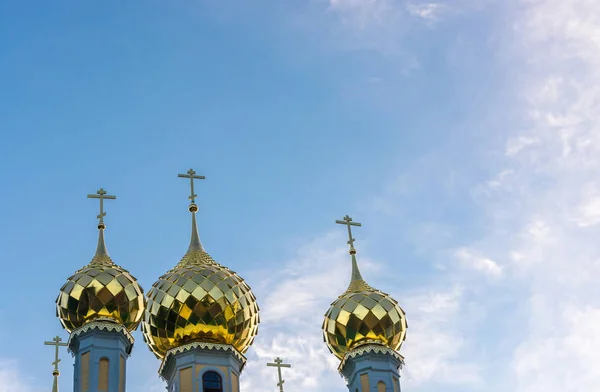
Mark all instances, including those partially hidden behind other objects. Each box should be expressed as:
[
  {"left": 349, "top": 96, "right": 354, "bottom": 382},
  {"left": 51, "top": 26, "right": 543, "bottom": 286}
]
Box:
[
  {"left": 98, "top": 357, "right": 109, "bottom": 391},
  {"left": 202, "top": 371, "right": 223, "bottom": 392},
  {"left": 377, "top": 381, "right": 387, "bottom": 392}
]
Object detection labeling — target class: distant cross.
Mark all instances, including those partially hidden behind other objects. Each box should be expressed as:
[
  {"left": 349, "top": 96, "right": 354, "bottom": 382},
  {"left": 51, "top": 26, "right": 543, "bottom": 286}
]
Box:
[
  {"left": 267, "top": 357, "right": 291, "bottom": 392},
  {"left": 87, "top": 188, "right": 116, "bottom": 225},
  {"left": 44, "top": 336, "right": 68, "bottom": 374},
  {"left": 335, "top": 215, "right": 362, "bottom": 252},
  {"left": 177, "top": 168, "right": 205, "bottom": 204}
]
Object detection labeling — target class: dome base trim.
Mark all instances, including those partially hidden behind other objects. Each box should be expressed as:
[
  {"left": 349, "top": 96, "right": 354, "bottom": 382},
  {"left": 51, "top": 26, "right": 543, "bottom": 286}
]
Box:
[
  {"left": 338, "top": 343, "right": 404, "bottom": 373},
  {"left": 158, "top": 341, "right": 247, "bottom": 378},
  {"left": 67, "top": 320, "right": 135, "bottom": 357}
]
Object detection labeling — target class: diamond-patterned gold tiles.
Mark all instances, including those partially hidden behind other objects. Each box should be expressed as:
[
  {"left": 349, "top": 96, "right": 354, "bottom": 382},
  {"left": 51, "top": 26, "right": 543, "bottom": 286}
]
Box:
[
  {"left": 142, "top": 249, "right": 260, "bottom": 359},
  {"left": 56, "top": 252, "right": 145, "bottom": 332},
  {"left": 322, "top": 287, "right": 407, "bottom": 360}
]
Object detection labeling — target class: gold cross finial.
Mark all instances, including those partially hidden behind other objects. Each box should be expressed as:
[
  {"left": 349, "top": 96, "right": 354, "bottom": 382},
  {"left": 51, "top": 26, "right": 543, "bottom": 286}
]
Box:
[
  {"left": 178, "top": 168, "right": 205, "bottom": 208},
  {"left": 44, "top": 335, "right": 68, "bottom": 373},
  {"left": 335, "top": 215, "right": 362, "bottom": 255},
  {"left": 267, "top": 357, "right": 292, "bottom": 392},
  {"left": 87, "top": 188, "right": 116, "bottom": 229}
]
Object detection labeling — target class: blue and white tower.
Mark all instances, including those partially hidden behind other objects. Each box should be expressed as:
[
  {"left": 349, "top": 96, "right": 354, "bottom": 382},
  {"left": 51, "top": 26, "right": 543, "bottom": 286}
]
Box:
[
  {"left": 322, "top": 215, "right": 408, "bottom": 392},
  {"left": 55, "top": 188, "right": 145, "bottom": 392}
]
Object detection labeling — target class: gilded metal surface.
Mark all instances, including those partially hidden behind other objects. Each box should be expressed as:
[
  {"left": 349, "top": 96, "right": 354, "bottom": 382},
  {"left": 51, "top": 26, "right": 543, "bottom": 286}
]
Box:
[
  {"left": 55, "top": 230, "right": 145, "bottom": 332},
  {"left": 323, "top": 215, "right": 407, "bottom": 360},
  {"left": 322, "top": 284, "right": 407, "bottom": 360},
  {"left": 143, "top": 174, "right": 259, "bottom": 359},
  {"left": 142, "top": 209, "right": 259, "bottom": 359}
]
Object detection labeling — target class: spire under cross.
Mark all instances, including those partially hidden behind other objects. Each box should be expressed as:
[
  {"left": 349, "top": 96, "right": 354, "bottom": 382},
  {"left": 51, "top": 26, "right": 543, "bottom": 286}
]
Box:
[
  {"left": 87, "top": 188, "right": 116, "bottom": 227},
  {"left": 44, "top": 335, "right": 67, "bottom": 374},
  {"left": 267, "top": 357, "right": 291, "bottom": 392},
  {"left": 336, "top": 215, "right": 362, "bottom": 254},
  {"left": 178, "top": 168, "right": 205, "bottom": 204}
]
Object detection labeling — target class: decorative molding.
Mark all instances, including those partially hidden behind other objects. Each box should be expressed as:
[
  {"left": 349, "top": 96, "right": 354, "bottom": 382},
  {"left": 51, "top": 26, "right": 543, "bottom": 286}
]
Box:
[
  {"left": 339, "top": 343, "right": 405, "bottom": 374},
  {"left": 159, "top": 341, "right": 247, "bottom": 377},
  {"left": 68, "top": 319, "right": 135, "bottom": 356}
]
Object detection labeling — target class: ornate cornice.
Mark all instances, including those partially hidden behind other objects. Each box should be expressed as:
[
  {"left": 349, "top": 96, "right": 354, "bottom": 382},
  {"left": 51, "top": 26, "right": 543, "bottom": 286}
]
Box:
[
  {"left": 338, "top": 343, "right": 405, "bottom": 373},
  {"left": 68, "top": 319, "right": 134, "bottom": 356},
  {"left": 159, "top": 341, "right": 247, "bottom": 377}
]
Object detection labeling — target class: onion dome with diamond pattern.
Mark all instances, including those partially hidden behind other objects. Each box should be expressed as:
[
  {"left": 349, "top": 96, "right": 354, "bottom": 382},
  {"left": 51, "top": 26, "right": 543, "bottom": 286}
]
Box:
[
  {"left": 56, "top": 220, "right": 145, "bottom": 333},
  {"left": 141, "top": 202, "right": 260, "bottom": 359},
  {"left": 322, "top": 228, "right": 407, "bottom": 360}
]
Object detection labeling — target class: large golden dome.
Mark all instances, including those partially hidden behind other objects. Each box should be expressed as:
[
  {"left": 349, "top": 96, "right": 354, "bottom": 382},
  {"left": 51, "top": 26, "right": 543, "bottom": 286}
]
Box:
[
  {"left": 56, "top": 225, "right": 145, "bottom": 332},
  {"left": 322, "top": 216, "right": 407, "bottom": 360},
  {"left": 141, "top": 206, "right": 259, "bottom": 359}
]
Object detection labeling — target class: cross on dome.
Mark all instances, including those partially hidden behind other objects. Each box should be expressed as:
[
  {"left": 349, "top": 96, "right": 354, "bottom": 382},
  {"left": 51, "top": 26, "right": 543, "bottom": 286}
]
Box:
[
  {"left": 177, "top": 168, "right": 205, "bottom": 205},
  {"left": 335, "top": 214, "right": 362, "bottom": 255},
  {"left": 87, "top": 188, "right": 116, "bottom": 228}
]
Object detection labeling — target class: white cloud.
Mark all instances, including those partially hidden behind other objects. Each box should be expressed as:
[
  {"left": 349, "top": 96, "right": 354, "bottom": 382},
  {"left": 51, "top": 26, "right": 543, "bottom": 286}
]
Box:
[
  {"left": 572, "top": 189, "right": 600, "bottom": 227},
  {"left": 469, "top": 0, "right": 600, "bottom": 390},
  {"left": 0, "top": 359, "right": 40, "bottom": 392},
  {"left": 512, "top": 305, "right": 600, "bottom": 392},
  {"left": 406, "top": 3, "right": 445, "bottom": 21},
  {"left": 320, "top": 0, "right": 451, "bottom": 65},
  {"left": 238, "top": 230, "right": 482, "bottom": 391},
  {"left": 454, "top": 247, "right": 503, "bottom": 277},
  {"left": 354, "top": 0, "right": 600, "bottom": 389},
  {"left": 401, "top": 287, "right": 482, "bottom": 387},
  {"left": 240, "top": 232, "right": 356, "bottom": 392},
  {"left": 506, "top": 136, "right": 540, "bottom": 157}
]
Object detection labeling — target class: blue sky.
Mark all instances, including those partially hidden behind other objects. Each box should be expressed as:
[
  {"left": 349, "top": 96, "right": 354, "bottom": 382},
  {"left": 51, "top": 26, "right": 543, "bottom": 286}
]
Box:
[{"left": 2, "top": 1, "right": 600, "bottom": 392}]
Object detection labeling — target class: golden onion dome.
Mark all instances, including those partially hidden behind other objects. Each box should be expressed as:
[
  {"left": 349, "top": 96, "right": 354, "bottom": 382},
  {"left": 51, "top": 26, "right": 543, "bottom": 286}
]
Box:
[
  {"left": 141, "top": 203, "right": 260, "bottom": 359},
  {"left": 56, "top": 216, "right": 145, "bottom": 333},
  {"left": 322, "top": 216, "right": 407, "bottom": 360}
]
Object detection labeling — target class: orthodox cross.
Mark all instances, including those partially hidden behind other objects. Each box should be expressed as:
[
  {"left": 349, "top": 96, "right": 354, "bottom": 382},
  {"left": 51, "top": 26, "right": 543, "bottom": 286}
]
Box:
[
  {"left": 267, "top": 357, "right": 291, "bottom": 392},
  {"left": 336, "top": 215, "right": 362, "bottom": 253},
  {"left": 178, "top": 168, "right": 205, "bottom": 204},
  {"left": 87, "top": 188, "right": 116, "bottom": 226},
  {"left": 44, "top": 335, "right": 68, "bottom": 374}
]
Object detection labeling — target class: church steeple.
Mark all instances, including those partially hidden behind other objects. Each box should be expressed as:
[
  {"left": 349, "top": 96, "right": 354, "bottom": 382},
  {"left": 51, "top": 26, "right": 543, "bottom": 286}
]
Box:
[
  {"left": 322, "top": 215, "right": 408, "bottom": 392},
  {"left": 178, "top": 168, "right": 206, "bottom": 253},
  {"left": 142, "top": 169, "right": 260, "bottom": 392},
  {"left": 335, "top": 215, "right": 373, "bottom": 292},
  {"left": 88, "top": 188, "right": 115, "bottom": 261},
  {"left": 55, "top": 188, "right": 144, "bottom": 392}
]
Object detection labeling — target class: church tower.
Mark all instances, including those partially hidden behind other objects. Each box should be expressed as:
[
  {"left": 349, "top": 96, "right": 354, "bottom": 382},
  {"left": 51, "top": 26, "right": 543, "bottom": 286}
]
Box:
[
  {"left": 55, "top": 189, "right": 145, "bottom": 392},
  {"left": 322, "top": 215, "right": 408, "bottom": 392},
  {"left": 141, "top": 169, "right": 260, "bottom": 392}
]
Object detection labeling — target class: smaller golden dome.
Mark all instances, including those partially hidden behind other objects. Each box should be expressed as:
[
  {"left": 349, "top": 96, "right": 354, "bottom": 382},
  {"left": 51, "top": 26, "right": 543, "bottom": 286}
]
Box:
[
  {"left": 141, "top": 207, "right": 260, "bottom": 359},
  {"left": 323, "top": 216, "right": 407, "bottom": 360},
  {"left": 322, "top": 278, "right": 407, "bottom": 359},
  {"left": 56, "top": 228, "right": 145, "bottom": 332}
]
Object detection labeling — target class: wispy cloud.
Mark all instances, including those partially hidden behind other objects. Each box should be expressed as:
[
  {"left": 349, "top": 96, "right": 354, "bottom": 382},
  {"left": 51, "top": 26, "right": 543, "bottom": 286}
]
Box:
[
  {"left": 238, "top": 229, "right": 485, "bottom": 391},
  {"left": 349, "top": 0, "right": 600, "bottom": 389},
  {"left": 241, "top": 232, "right": 353, "bottom": 391},
  {"left": 406, "top": 3, "right": 446, "bottom": 22},
  {"left": 0, "top": 359, "right": 40, "bottom": 392},
  {"left": 507, "top": 3, "right": 600, "bottom": 390},
  {"left": 454, "top": 247, "right": 503, "bottom": 277},
  {"left": 401, "top": 287, "right": 482, "bottom": 387}
]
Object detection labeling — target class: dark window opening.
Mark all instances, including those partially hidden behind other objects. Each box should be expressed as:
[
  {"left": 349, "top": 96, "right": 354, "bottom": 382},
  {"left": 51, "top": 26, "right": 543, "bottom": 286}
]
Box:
[{"left": 202, "top": 371, "right": 223, "bottom": 392}]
